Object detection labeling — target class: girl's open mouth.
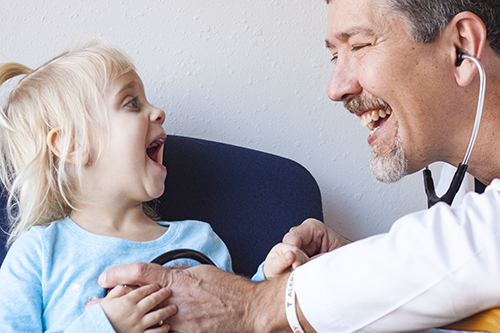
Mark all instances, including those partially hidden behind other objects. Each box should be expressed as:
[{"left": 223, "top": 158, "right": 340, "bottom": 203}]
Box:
[{"left": 146, "top": 137, "right": 165, "bottom": 164}]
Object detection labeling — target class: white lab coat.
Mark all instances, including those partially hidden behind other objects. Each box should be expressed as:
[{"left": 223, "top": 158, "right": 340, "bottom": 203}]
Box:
[{"left": 295, "top": 166, "right": 497, "bottom": 332}]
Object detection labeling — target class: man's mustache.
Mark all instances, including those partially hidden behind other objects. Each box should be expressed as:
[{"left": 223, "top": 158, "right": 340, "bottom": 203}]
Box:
[{"left": 344, "top": 96, "right": 390, "bottom": 114}]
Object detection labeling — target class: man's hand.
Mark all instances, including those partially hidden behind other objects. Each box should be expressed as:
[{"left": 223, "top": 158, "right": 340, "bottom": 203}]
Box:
[
  {"left": 99, "top": 263, "right": 316, "bottom": 332},
  {"left": 283, "top": 218, "right": 350, "bottom": 257},
  {"left": 99, "top": 264, "right": 275, "bottom": 332}
]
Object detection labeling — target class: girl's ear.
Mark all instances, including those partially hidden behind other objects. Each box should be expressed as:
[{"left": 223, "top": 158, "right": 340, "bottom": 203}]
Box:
[
  {"left": 46, "top": 128, "right": 78, "bottom": 164},
  {"left": 449, "top": 11, "right": 487, "bottom": 87}
]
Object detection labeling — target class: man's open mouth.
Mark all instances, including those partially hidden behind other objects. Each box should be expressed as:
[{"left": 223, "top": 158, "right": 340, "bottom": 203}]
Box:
[{"left": 359, "top": 107, "right": 392, "bottom": 135}]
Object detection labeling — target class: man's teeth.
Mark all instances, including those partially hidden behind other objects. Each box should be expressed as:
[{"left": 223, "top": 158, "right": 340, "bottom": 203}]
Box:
[{"left": 359, "top": 108, "right": 392, "bottom": 127}]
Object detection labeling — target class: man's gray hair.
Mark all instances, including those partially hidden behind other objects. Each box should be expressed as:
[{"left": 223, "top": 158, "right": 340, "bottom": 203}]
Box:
[
  {"left": 326, "top": 0, "right": 500, "bottom": 57},
  {"left": 382, "top": 0, "right": 500, "bottom": 57}
]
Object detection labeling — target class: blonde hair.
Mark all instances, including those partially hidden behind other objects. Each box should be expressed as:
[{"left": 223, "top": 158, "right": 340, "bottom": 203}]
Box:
[{"left": 0, "top": 40, "right": 136, "bottom": 244}]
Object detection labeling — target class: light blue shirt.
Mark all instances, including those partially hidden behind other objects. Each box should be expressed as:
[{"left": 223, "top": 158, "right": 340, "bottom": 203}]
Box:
[{"left": 0, "top": 218, "right": 233, "bottom": 332}]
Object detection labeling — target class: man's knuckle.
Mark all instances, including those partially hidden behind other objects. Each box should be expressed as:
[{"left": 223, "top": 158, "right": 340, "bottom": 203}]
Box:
[{"left": 130, "top": 262, "right": 151, "bottom": 277}]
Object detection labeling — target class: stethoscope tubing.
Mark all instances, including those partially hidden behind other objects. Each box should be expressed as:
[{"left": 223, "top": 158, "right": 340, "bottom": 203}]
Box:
[
  {"left": 424, "top": 53, "right": 486, "bottom": 208},
  {"left": 461, "top": 54, "right": 486, "bottom": 165},
  {"left": 104, "top": 249, "right": 216, "bottom": 295}
]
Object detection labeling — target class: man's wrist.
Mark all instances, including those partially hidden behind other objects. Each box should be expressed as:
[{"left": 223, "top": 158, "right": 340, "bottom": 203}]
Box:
[
  {"left": 248, "top": 272, "right": 316, "bottom": 333},
  {"left": 249, "top": 274, "right": 291, "bottom": 333}
]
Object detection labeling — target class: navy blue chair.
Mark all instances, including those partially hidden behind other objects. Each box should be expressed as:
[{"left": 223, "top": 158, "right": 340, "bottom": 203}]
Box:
[
  {"left": 157, "top": 135, "right": 323, "bottom": 277},
  {"left": 0, "top": 135, "right": 324, "bottom": 277},
  {"left": 0, "top": 192, "right": 7, "bottom": 264}
]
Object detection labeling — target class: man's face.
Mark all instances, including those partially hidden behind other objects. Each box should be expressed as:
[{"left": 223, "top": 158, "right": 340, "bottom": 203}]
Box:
[{"left": 325, "top": 0, "right": 458, "bottom": 182}]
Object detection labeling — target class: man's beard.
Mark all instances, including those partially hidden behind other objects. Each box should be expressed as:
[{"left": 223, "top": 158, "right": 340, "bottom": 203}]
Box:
[
  {"left": 343, "top": 95, "right": 408, "bottom": 183},
  {"left": 369, "top": 130, "right": 408, "bottom": 183}
]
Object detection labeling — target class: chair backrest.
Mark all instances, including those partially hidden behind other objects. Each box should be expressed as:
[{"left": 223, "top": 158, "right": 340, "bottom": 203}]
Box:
[
  {"left": 0, "top": 193, "right": 7, "bottom": 264},
  {"left": 156, "top": 135, "right": 324, "bottom": 277},
  {"left": 0, "top": 135, "right": 324, "bottom": 277}
]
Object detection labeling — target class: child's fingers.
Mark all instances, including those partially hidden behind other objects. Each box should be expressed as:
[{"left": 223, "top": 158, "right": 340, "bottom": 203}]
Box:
[
  {"left": 265, "top": 250, "right": 294, "bottom": 278},
  {"left": 136, "top": 287, "right": 172, "bottom": 313},
  {"left": 145, "top": 322, "right": 171, "bottom": 333},
  {"left": 291, "top": 249, "right": 310, "bottom": 269},
  {"left": 122, "top": 284, "right": 163, "bottom": 304},
  {"left": 292, "top": 260, "right": 304, "bottom": 269},
  {"left": 105, "top": 284, "right": 134, "bottom": 299},
  {"left": 83, "top": 295, "right": 103, "bottom": 311},
  {"left": 143, "top": 304, "right": 178, "bottom": 330},
  {"left": 283, "top": 250, "right": 297, "bottom": 266}
]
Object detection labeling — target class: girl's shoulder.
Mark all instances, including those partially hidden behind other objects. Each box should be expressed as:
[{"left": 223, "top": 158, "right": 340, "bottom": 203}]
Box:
[
  {"left": 159, "top": 219, "right": 211, "bottom": 227},
  {"left": 160, "top": 220, "right": 224, "bottom": 248},
  {"left": 159, "top": 220, "right": 214, "bottom": 234},
  {"left": 8, "top": 218, "right": 71, "bottom": 252},
  {"left": 1, "top": 221, "right": 64, "bottom": 273}
]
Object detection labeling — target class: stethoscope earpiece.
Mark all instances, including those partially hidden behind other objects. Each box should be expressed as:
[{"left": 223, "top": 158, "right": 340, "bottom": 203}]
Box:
[{"left": 455, "top": 50, "right": 465, "bottom": 66}]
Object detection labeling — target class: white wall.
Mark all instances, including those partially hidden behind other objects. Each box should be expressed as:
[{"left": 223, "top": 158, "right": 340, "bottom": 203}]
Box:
[{"left": 0, "top": 0, "right": 437, "bottom": 241}]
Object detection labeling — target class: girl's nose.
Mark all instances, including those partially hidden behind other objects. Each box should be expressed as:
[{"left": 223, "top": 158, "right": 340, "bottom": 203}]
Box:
[{"left": 150, "top": 106, "right": 166, "bottom": 125}]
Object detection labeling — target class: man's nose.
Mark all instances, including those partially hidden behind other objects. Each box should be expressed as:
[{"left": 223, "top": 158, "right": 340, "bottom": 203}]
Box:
[{"left": 327, "top": 61, "right": 362, "bottom": 102}]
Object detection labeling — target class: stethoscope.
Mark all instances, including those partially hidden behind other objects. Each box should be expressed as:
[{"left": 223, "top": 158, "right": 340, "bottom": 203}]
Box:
[
  {"left": 104, "top": 249, "right": 215, "bottom": 296},
  {"left": 423, "top": 51, "right": 486, "bottom": 208},
  {"left": 149, "top": 248, "right": 215, "bottom": 266}
]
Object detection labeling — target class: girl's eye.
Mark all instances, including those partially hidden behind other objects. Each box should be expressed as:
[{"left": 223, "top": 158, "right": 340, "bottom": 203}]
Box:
[
  {"left": 330, "top": 54, "right": 338, "bottom": 64},
  {"left": 125, "top": 98, "right": 138, "bottom": 109}
]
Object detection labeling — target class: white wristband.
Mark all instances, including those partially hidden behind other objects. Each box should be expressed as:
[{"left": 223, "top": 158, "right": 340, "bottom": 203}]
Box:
[{"left": 286, "top": 271, "right": 306, "bottom": 333}]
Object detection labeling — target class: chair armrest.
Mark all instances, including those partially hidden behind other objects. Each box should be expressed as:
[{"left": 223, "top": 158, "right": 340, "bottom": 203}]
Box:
[{"left": 441, "top": 308, "right": 500, "bottom": 332}]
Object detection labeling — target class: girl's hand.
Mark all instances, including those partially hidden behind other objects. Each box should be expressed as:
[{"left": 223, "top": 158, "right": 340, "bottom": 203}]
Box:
[
  {"left": 100, "top": 284, "right": 177, "bottom": 333},
  {"left": 282, "top": 218, "right": 350, "bottom": 256},
  {"left": 263, "top": 243, "right": 309, "bottom": 279}
]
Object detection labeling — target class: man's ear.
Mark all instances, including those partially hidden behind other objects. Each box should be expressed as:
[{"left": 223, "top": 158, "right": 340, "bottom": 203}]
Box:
[
  {"left": 46, "top": 128, "right": 79, "bottom": 164},
  {"left": 448, "top": 11, "right": 487, "bottom": 87}
]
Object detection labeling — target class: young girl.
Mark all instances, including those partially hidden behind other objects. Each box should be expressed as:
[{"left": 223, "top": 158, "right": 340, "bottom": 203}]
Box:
[
  {"left": 0, "top": 40, "right": 234, "bottom": 333},
  {"left": 0, "top": 39, "right": 310, "bottom": 333}
]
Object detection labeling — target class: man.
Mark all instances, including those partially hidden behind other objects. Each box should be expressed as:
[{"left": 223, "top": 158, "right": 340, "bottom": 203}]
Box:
[{"left": 99, "top": 0, "right": 500, "bottom": 331}]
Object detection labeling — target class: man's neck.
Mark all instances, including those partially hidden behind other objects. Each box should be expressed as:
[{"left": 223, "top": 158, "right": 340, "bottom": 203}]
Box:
[{"left": 453, "top": 51, "right": 500, "bottom": 185}]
